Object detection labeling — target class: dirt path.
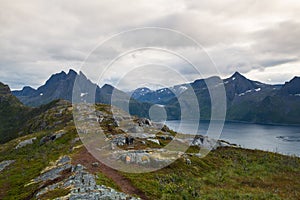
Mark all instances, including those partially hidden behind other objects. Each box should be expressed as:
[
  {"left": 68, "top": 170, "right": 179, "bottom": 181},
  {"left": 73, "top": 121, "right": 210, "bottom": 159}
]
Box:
[{"left": 72, "top": 147, "right": 149, "bottom": 200}]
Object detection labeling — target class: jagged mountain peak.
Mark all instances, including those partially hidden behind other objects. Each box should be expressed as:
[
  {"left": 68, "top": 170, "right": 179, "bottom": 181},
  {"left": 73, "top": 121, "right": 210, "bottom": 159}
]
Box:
[
  {"left": 192, "top": 78, "right": 204, "bottom": 84},
  {"left": 223, "top": 72, "right": 262, "bottom": 100},
  {"left": 13, "top": 70, "right": 88, "bottom": 107},
  {"left": 0, "top": 82, "right": 22, "bottom": 105},
  {"left": 0, "top": 82, "right": 11, "bottom": 95},
  {"left": 101, "top": 84, "right": 114, "bottom": 90},
  {"left": 12, "top": 69, "right": 130, "bottom": 107},
  {"left": 79, "top": 70, "right": 89, "bottom": 79},
  {"left": 56, "top": 70, "right": 67, "bottom": 76},
  {"left": 45, "top": 71, "right": 67, "bottom": 84},
  {"left": 232, "top": 71, "right": 243, "bottom": 77},
  {"left": 47, "top": 69, "right": 78, "bottom": 82},
  {"left": 192, "top": 76, "right": 222, "bottom": 89},
  {"left": 134, "top": 87, "right": 152, "bottom": 92},
  {"left": 68, "top": 69, "right": 78, "bottom": 75},
  {"left": 130, "top": 87, "right": 153, "bottom": 101},
  {"left": 225, "top": 71, "right": 255, "bottom": 83},
  {"left": 279, "top": 76, "right": 300, "bottom": 95},
  {"left": 13, "top": 86, "right": 36, "bottom": 97},
  {"left": 22, "top": 86, "right": 35, "bottom": 91},
  {"left": 229, "top": 71, "right": 248, "bottom": 81},
  {"left": 284, "top": 76, "right": 300, "bottom": 86},
  {"left": 290, "top": 76, "right": 300, "bottom": 82}
]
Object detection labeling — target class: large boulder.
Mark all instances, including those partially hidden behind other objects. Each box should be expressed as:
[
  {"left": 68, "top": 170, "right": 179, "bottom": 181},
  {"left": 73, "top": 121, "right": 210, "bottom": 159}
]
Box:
[
  {"left": 128, "top": 125, "right": 144, "bottom": 133},
  {"left": 137, "top": 118, "right": 152, "bottom": 127},
  {"left": 39, "top": 130, "right": 66, "bottom": 145},
  {"left": 15, "top": 137, "right": 36, "bottom": 149}
]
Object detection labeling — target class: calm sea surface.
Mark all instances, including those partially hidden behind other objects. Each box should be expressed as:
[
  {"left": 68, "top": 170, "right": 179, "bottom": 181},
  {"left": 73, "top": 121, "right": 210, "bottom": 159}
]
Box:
[{"left": 166, "top": 121, "right": 300, "bottom": 156}]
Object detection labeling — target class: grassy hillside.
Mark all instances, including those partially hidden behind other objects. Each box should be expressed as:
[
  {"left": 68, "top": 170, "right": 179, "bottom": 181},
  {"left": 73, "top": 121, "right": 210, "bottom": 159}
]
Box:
[
  {"left": 123, "top": 147, "right": 300, "bottom": 200},
  {"left": 0, "top": 102, "right": 299, "bottom": 199},
  {"left": 0, "top": 82, "right": 31, "bottom": 143},
  {"left": 0, "top": 80, "right": 75, "bottom": 144},
  {"left": 1, "top": 131, "right": 299, "bottom": 199}
]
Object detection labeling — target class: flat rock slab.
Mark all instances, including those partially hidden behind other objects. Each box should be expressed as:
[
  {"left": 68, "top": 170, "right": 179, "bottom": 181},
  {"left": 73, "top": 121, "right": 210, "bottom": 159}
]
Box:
[
  {"left": 0, "top": 160, "right": 15, "bottom": 172},
  {"left": 15, "top": 137, "right": 36, "bottom": 149},
  {"left": 127, "top": 133, "right": 156, "bottom": 139}
]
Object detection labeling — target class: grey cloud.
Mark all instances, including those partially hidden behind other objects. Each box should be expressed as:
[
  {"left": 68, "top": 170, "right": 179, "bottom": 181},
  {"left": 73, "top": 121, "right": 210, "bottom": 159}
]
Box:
[
  {"left": 185, "top": 0, "right": 300, "bottom": 19},
  {"left": 0, "top": 0, "right": 300, "bottom": 90},
  {"left": 259, "top": 58, "right": 298, "bottom": 68},
  {"left": 144, "top": 12, "right": 244, "bottom": 47},
  {"left": 252, "top": 21, "right": 300, "bottom": 55}
]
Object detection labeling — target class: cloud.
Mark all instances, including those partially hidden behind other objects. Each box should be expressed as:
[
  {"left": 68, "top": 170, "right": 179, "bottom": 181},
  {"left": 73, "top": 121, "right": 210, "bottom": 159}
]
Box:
[
  {"left": 251, "top": 21, "right": 300, "bottom": 55},
  {"left": 0, "top": 0, "right": 300, "bottom": 89}
]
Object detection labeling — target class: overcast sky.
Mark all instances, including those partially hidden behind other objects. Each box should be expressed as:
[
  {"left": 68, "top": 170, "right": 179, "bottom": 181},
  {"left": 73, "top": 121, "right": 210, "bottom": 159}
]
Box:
[{"left": 1, "top": 0, "right": 300, "bottom": 90}]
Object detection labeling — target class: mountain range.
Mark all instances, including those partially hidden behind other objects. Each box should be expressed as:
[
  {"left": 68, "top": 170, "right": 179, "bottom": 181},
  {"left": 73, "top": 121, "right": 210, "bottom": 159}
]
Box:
[{"left": 10, "top": 69, "right": 300, "bottom": 125}]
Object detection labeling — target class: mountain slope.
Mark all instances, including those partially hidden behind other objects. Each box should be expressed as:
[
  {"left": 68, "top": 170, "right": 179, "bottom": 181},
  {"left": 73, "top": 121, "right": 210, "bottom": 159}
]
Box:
[
  {"left": 13, "top": 70, "right": 133, "bottom": 106},
  {"left": 129, "top": 72, "right": 300, "bottom": 124},
  {"left": 279, "top": 76, "right": 300, "bottom": 96},
  {"left": 0, "top": 82, "right": 30, "bottom": 143},
  {"left": 0, "top": 81, "right": 74, "bottom": 143},
  {"left": 13, "top": 70, "right": 94, "bottom": 107},
  {"left": 13, "top": 70, "right": 152, "bottom": 119},
  {"left": 255, "top": 77, "right": 300, "bottom": 124}
]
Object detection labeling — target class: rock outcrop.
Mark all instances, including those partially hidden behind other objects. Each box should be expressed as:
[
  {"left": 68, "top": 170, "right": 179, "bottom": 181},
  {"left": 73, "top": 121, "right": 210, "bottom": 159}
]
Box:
[
  {"left": 0, "top": 160, "right": 15, "bottom": 172},
  {"left": 191, "top": 135, "right": 234, "bottom": 150},
  {"left": 15, "top": 137, "right": 36, "bottom": 149},
  {"left": 39, "top": 130, "right": 66, "bottom": 145},
  {"left": 32, "top": 156, "right": 140, "bottom": 200}
]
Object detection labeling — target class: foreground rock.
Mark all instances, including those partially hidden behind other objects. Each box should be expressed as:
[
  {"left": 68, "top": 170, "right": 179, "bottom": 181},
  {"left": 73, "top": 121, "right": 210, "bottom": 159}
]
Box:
[
  {"left": 15, "top": 137, "right": 36, "bottom": 149},
  {"left": 68, "top": 164, "right": 137, "bottom": 200},
  {"left": 32, "top": 156, "right": 140, "bottom": 200},
  {"left": 191, "top": 135, "right": 235, "bottom": 150},
  {"left": 39, "top": 130, "right": 66, "bottom": 145},
  {"left": 113, "top": 149, "right": 181, "bottom": 167}
]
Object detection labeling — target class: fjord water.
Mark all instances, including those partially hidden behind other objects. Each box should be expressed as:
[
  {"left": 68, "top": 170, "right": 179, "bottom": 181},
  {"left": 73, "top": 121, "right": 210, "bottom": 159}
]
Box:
[{"left": 166, "top": 121, "right": 300, "bottom": 156}]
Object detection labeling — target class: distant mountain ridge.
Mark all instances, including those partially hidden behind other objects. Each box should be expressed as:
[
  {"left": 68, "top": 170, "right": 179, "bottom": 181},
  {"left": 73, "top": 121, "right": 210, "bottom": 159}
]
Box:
[
  {"left": 11, "top": 69, "right": 300, "bottom": 125},
  {"left": 12, "top": 69, "right": 151, "bottom": 118},
  {"left": 13, "top": 70, "right": 91, "bottom": 106},
  {"left": 13, "top": 69, "right": 127, "bottom": 106},
  {"left": 279, "top": 76, "right": 300, "bottom": 96}
]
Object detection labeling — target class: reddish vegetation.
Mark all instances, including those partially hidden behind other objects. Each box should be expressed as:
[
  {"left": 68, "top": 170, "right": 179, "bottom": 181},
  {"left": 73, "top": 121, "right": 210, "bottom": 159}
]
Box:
[
  {"left": 71, "top": 147, "right": 149, "bottom": 200},
  {"left": 0, "top": 182, "right": 9, "bottom": 199}
]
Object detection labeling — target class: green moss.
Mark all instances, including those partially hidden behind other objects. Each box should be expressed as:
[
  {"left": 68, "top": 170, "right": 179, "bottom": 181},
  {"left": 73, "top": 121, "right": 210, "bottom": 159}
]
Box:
[
  {"left": 0, "top": 126, "right": 79, "bottom": 199},
  {"left": 38, "top": 188, "right": 70, "bottom": 199},
  {"left": 95, "top": 173, "right": 121, "bottom": 191}
]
